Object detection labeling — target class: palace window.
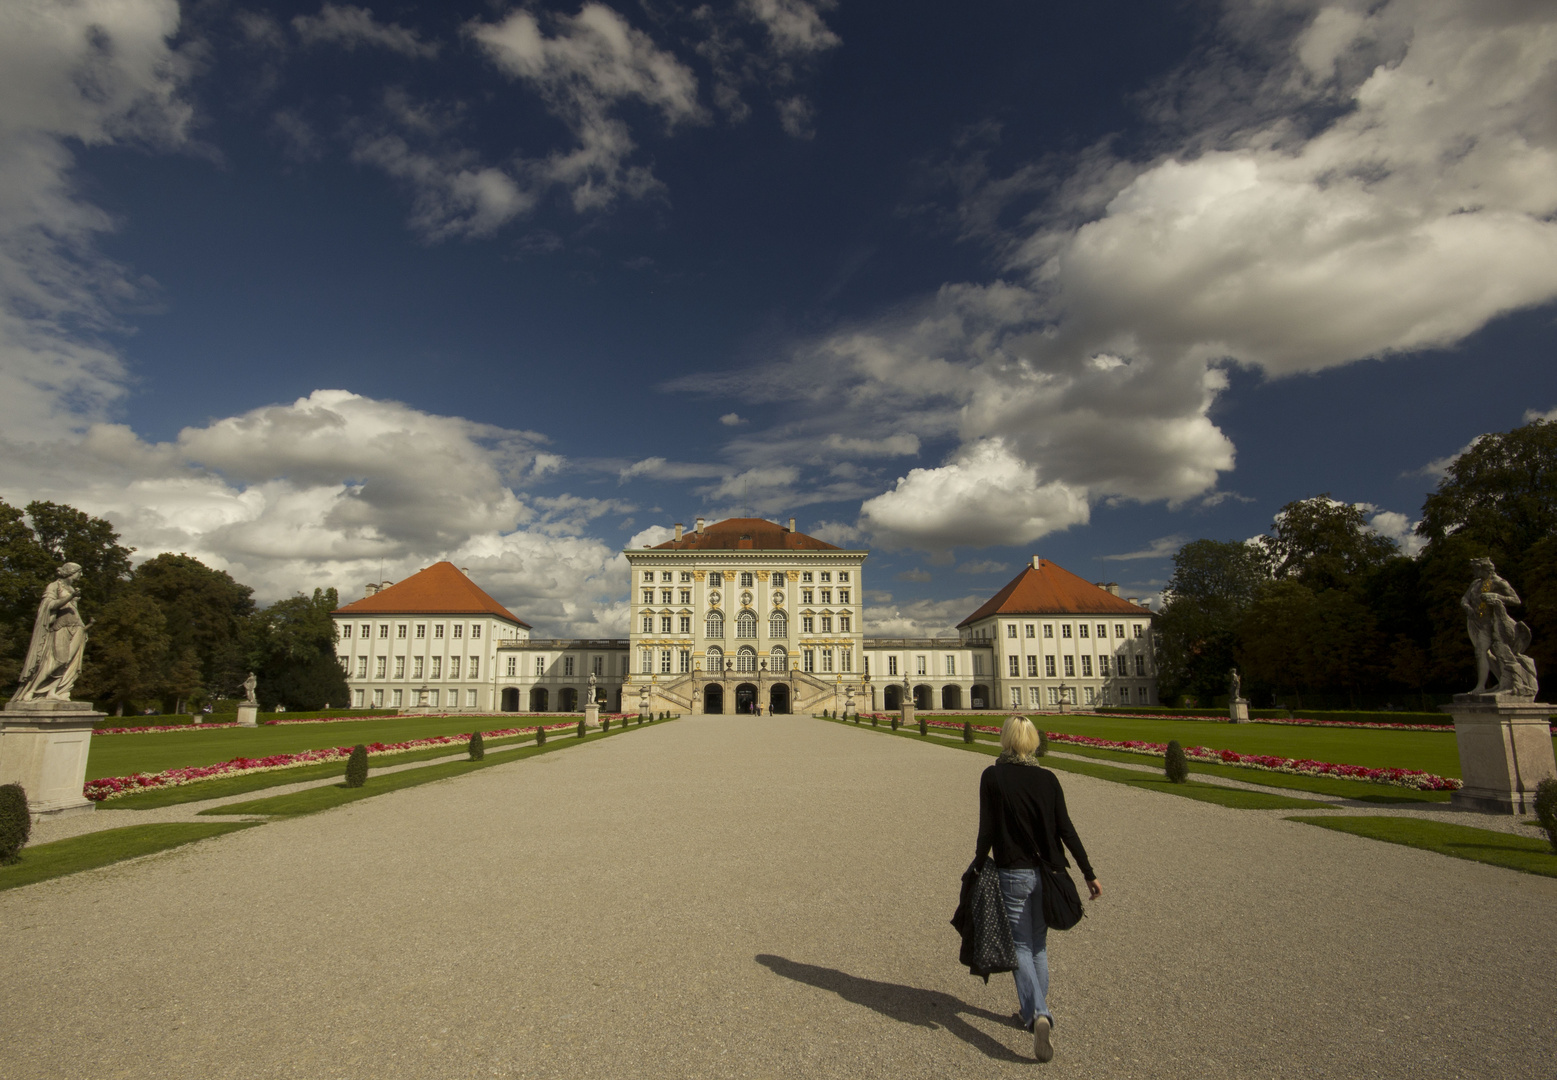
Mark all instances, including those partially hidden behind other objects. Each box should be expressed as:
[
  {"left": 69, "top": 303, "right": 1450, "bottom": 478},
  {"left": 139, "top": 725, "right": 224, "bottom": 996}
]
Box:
[
  {"left": 820, "top": 572, "right": 831, "bottom": 582},
  {"left": 771, "top": 572, "right": 784, "bottom": 587},
  {"left": 1010, "top": 687, "right": 1022, "bottom": 707},
  {"left": 1136, "top": 655, "right": 1147, "bottom": 675},
  {"left": 1081, "top": 656, "right": 1093, "bottom": 677},
  {"left": 341, "top": 624, "right": 352, "bottom": 639},
  {"left": 706, "top": 646, "right": 723, "bottom": 671},
  {"left": 661, "top": 590, "right": 672, "bottom": 604},
  {"left": 770, "top": 611, "right": 787, "bottom": 638},
  {"left": 1119, "top": 686, "right": 1130, "bottom": 704},
  {"left": 916, "top": 655, "right": 927, "bottom": 675},
  {"left": 1046, "top": 656, "right": 1056, "bottom": 677},
  {"left": 838, "top": 590, "right": 849, "bottom": 603},
  {"left": 379, "top": 624, "right": 389, "bottom": 639},
  {"left": 1134, "top": 624, "right": 1144, "bottom": 638},
  {"left": 661, "top": 649, "right": 673, "bottom": 673},
  {"left": 838, "top": 572, "right": 849, "bottom": 582},
  {"left": 1097, "top": 625, "right": 1108, "bottom": 638},
  {"left": 536, "top": 657, "right": 546, "bottom": 676},
  {"left": 802, "top": 615, "right": 814, "bottom": 633},
  {"left": 802, "top": 589, "right": 814, "bottom": 604},
  {"left": 1043, "top": 624, "right": 1053, "bottom": 638},
  {"left": 1063, "top": 656, "right": 1075, "bottom": 677},
  {"left": 469, "top": 657, "right": 478, "bottom": 678},
  {"left": 362, "top": 657, "right": 373, "bottom": 678},
  {"left": 434, "top": 624, "right": 444, "bottom": 639},
  {"left": 771, "top": 646, "right": 788, "bottom": 671},
  {"left": 1084, "top": 687, "right": 1095, "bottom": 705},
  {"left": 1025, "top": 624, "right": 1035, "bottom": 638},
  {"left": 1027, "top": 656, "right": 1039, "bottom": 677},
  {"left": 973, "top": 655, "right": 984, "bottom": 675},
  {"left": 642, "top": 590, "right": 654, "bottom": 604},
  {"left": 821, "top": 648, "right": 834, "bottom": 672},
  {"left": 413, "top": 657, "right": 425, "bottom": 679},
  {"left": 354, "top": 689, "right": 365, "bottom": 707},
  {"left": 1078, "top": 624, "right": 1089, "bottom": 638},
  {"left": 821, "top": 615, "right": 832, "bottom": 633},
  {"left": 643, "top": 572, "right": 655, "bottom": 582},
  {"left": 680, "top": 590, "right": 691, "bottom": 604},
  {"left": 1098, "top": 656, "right": 1110, "bottom": 676},
  {"left": 362, "top": 624, "right": 371, "bottom": 638},
  {"left": 679, "top": 649, "right": 691, "bottom": 673},
  {"left": 740, "top": 572, "right": 754, "bottom": 588},
  {"left": 391, "top": 689, "right": 402, "bottom": 708},
  {"left": 397, "top": 624, "right": 407, "bottom": 639},
  {"left": 506, "top": 656, "right": 516, "bottom": 677},
  {"left": 642, "top": 615, "right": 653, "bottom": 633},
  {"left": 801, "top": 572, "right": 813, "bottom": 583},
  {"left": 661, "top": 615, "right": 673, "bottom": 633},
  {"left": 707, "top": 612, "right": 724, "bottom": 638},
  {"left": 680, "top": 615, "right": 692, "bottom": 634},
  {"left": 1115, "top": 624, "right": 1125, "bottom": 638},
  {"left": 710, "top": 572, "right": 723, "bottom": 587},
  {"left": 1048, "top": 687, "right": 1060, "bottom": 705},
  {"left": 467, "top": 689, "right": 478, "bottom": 708},
  {"left": 372, "top": 689, "right": 383, "bottom": 707},
  {"left": 1008, "top": 655, "right": 1019, "bottom": 676},
  {"left": 662, "top": 572, "right": 673, "bottom": 582},
  {"left": 641, "top": 649, "right": 653, "bottom": 673},
  {"left": 453, "top": 624, "right": 463, "bottom": 639},
  {"left": 803, "top": 649, "right": 815, "bottom": 672},
  {"left": 887, "top": 656, "right": 898, "bottom": 676},
  {"left": 430, "top": 657, "right": 442, "bottom": 679},
  {"left": 736, "top": 611, "right": 758, "bottom": 638},
  {"left": 593, "top": 656, "right": 604, "bottom": 676},
  {"left": 416, "top": 625, "right": 426, "bottom": 640},
  {"left": 839, "top": 616, "right": 850, "bottom": 632},
  {"left": 1030, "top": 687, "right": 1044, "bottom": 707},
  {"left": 471, "top": 626, "right": 481, "bottom": 639},
  {"left": 1007, "top": 624, "right": 1017, "bottom": 638},
  {"left": 820, "top": 590, "right": 831, "bottom": 604},
  {"left": 394, "top": 656, "right": 405, "bottom": 678},
  {"left": 1062, "top": 625, "right": 1072, "bottom": 639},
  {"left": 564, "top": 656, "right": 575, "bottom": 676},
  {"left": 840, "top": 649, "right": 851, "bottom": 673},
  {"left": 945, "top": 655, "right": 956, "bottom": 676}
]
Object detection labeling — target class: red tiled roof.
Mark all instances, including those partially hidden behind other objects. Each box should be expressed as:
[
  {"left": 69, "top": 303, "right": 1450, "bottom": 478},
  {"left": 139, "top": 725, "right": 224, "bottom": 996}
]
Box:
[
  {"left": 333, "top": 562, "right": 530, "bottom": 627},
  {"left": 957, "top": 559, "right": 1148, "bottom": 626},
  {"left": 647, "top": 517, "right": 845, "bottom": 551}
]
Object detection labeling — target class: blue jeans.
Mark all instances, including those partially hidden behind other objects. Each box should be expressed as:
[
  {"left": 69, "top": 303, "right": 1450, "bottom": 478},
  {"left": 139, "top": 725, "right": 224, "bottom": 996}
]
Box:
[{"left": 997, "top": 868, "right": 1051, "bottom": 1029}]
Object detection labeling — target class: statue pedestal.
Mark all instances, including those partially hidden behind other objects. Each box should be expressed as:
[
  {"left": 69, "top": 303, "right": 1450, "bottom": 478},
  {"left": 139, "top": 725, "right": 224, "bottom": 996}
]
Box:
[
  {"left": 0, "top": 701, "right": 101, "bottom": 819},
  {"left": 584, "top": 703, "right": 599, "bottom": 730},
  {"left": 900, "top": 701, "right": 915, "bottom": 728},
  {"left": 1441, "top": 698, "right": 1557, "bottom": 814},
  {"left": 236, "top": 704, "right": 259, "bottom": 728},
  {"left": 1229, "top": 699, "right": 1249, "bottom": 723}
]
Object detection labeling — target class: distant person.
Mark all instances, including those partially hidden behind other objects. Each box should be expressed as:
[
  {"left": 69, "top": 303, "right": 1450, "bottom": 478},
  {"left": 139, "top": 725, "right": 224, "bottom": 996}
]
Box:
[{"left": 975, "top": 716, "right": 1102, "bottom": 1062}]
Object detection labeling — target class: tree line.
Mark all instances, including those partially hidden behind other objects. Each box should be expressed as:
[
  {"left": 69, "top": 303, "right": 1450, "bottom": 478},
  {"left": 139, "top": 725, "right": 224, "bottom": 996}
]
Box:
[
  {"left": 0, "top": 500, "right": 348, "bottom": 714},
  {"left": 1156, "top": 419, "right": 1557, "bottom": 709}
]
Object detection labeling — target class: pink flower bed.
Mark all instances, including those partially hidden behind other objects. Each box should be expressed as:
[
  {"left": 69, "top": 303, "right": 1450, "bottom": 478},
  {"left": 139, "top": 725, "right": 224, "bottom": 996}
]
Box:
[
  {"left": 83, "top": 720, "right": 587, "bottom": 803},
  {"left": 908, "top": 717, "right": 1460, "bottom": 791},
  {"left": 96, "top": 722, "right": 242, "bottom": 735}
]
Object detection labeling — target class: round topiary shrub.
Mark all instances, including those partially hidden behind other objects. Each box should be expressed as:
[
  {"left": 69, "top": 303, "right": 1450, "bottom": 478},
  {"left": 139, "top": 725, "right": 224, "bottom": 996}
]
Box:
[
  {"left": 0, "top": 783, "right": 30, "bottom": 864},
  {"left": 468, "top": 732, "right": 485, "bottom": 761},
  {"left": 1037, "top": 729, "right": 1049, "bottom": 757},
  {"left": 1164, "top": 739, "right": 1189, "bottom": 783},
  {"left": 871, "top": 715, "right": 879, "bottom": 727},
  {"left": 576, "top": 718, "right": 586, "bottom": 738},
  {"left": 963, "top": 721, "right": 974, "bottom": 744},
  {"left": 890, "top": 716, "right": 899, "bottom": 731},
  {"left": 344, "top": 744, "right": 369, "bottom": 788},
  {"left": 602, "top": 716, "right": 610, "bottom": 733},
  {"left": 1534, "top": 776, "right": 1557, "bottom": 853},
  {"left": 536, "top": 724, "right": 547, "bottom": 746},
  {"left": 919, "top": 717, "right": 927, "bottom": 736}
]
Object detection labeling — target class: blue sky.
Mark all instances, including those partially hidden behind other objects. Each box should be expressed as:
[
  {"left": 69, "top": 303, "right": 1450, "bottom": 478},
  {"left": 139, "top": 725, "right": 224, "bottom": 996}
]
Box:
[{"left": 3, "top": 0, "right": 1556, "bottom": 636}]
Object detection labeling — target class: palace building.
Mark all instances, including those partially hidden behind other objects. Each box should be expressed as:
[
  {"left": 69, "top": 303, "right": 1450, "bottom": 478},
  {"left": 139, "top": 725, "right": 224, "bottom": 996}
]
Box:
[{"left": 331, "top": 518, "right": 1156, "bottom": 714}]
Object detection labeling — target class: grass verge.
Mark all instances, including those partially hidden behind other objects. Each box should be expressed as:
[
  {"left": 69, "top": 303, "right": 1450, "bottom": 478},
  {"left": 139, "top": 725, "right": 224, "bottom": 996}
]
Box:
[
  {"left": 103, "top": 731, "right": 539, "bottom": 809},
  {"left": 0, "top": 822, "right": 262, "bottom": 892},
  {"left": 823, "top": 717, "right": 1323, "bottom": 810},
  {"left": 1288, "top": 815, "right": 1557, "bottom": 878},
  {"left": 202, "top": 721, "right": 659, "bottom": 818}
]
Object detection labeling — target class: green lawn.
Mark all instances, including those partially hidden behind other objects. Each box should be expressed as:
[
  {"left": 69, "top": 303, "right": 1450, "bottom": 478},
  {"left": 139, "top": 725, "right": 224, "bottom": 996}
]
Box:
[
  {"left": 86, "top": 714, "right": 554, "bottom": 780},
  {"left": 203, "top": 721, "right": 648, "bottom": 817},
  {"left": 925, "top": 713, "right": 1522, "bottom": 778},
  {"left": 1288, "top": 815, "right": 1557, "bottom": 878},
  {"left": 823, "top": 717, "right": 1323, "bottom": 810},
  {"left": 0, "top": 822, "right": 262, "bottom": 892}
]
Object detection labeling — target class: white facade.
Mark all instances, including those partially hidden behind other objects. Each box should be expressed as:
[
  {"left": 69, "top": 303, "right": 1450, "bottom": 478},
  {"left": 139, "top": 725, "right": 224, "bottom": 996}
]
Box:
[
  {"left": 333, "top": 611, "right": 527, "bottom": 712},
  {"left": 956, "top": 610, "right": 1156, "bottom": 710}
]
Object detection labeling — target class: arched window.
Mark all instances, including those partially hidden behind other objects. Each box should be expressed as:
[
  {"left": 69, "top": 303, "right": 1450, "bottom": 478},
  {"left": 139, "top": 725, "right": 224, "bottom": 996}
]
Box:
[
  {"left": 737, "top": 646, "right": 757, "bottom": 672},
  {"left": 769, "top": 646, "right": 788, "bottom": 672},
  {"left": 769, "top": 610, "right": 787, "bottom": 638},
  {"left": 706, "top": 611, "right": 724, "bottom": 638},
  {"left": 736, "top": 610, "right": 758, "bottom": 638},
  {"left": 705, "top": 646, "right": 723, "bottom": 671}
]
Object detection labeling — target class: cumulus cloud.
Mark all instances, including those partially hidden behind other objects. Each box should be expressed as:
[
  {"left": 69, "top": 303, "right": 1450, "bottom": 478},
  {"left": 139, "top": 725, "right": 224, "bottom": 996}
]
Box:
[
  {"left": 681, "top": 0, "right": 1557, "bottom": 553},
  {"left": 808, "top": 519, "right": 864, "bottom": 546},
  {"left": 863, "top": 595, "right": 987, "bottom": 638},
  {"left": 1524, "top": 407, "right": 1557, "bottom": 423},
  {"left": 1366, "top": 509, "right": 1425, "bottom": 556},
  {"left": 471, "top": 3, "right": 704, "bottom": 213},
  {"left": 719, "top": 412, "right": 747, "bottom": 426},
  {"left": 292, "top": 4, "right": 439, "bottom": 58},
  {"left": 742, "top": 0, "right": 840, "bottom": 56},
  {"left": 894, "top": 568, "right": 932, "bottom": 583},
  {"left": 0, "top": 0, "right": 192, "bottom": 440},
  {"left": 1100, "top": 535, "right": 1188, "bottom": 561}
]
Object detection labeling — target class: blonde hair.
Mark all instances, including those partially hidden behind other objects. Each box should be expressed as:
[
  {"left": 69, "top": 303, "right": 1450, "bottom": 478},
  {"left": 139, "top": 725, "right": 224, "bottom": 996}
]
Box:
[{"left": 999, "top": 715, "right": 1040, "bottom": 758}]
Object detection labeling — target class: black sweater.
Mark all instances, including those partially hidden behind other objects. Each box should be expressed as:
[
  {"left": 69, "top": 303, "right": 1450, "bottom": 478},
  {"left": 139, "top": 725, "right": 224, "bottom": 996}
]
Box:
[{"left": 976, "top": 761, "right": 1095, "bottom": 880}]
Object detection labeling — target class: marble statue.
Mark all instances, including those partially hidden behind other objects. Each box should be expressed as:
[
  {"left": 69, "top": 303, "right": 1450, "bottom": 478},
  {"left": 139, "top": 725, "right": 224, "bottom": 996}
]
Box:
[
  {"left": 242, "top": 671, "right": 258, "bottom": 705},
  {"left": 15, "top": 563, "right": 89, "bottom": 703},
  {"left": 1463, "top": 558, "right": 1538, "bottom": 699},
  {"left": 1229, "top": 668, "right": 1242, "bottom": 702},
  {"left": 588, "top": 671, "right": 598, "bottom": 705}
]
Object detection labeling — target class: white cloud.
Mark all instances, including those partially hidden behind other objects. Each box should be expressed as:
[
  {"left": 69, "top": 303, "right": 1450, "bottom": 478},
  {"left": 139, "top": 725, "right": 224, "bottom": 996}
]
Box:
[
  {"left": 823, "top": 433, "right": 921, "bottom": 457},
  {"left": 861, "top": 439, "right": 1091, "bottom": 551},
  {"left": 863, "top": 595, "right": 988, "bottom": 638},
  {"left": 626, "top": 524, "right": 674, "bottom": 549},
  {"left": 292, "top": 4, "right": 439, "bottom": 58},
  {"left": 808, "top": 519, "right": 863, "bottom": 546},
  {"left": 681, "top": 0, "right": 1557, "bottom": 553},
  {"left": 1367, "top": 509, "right": 1425, "bottom": 557},
  {"left": 616, "top": 457, "right": 727, "bottom": 482},
  {"left": 471, "top": 3, "right": 704, "bottom": 213},
  {"left": 955, "top": 559, "right": 1009, "bottom": 574},
  {"left": 719, "top": 412, "right": 747, "bottom": 426},
  {"left": 741, "top": 0, "right": 840, "bottom": 56},
  {"left": 1100, "top": 535, "right": 1188, "bottom": 562},
  {"left": 351, "top": 131, "right": 535, "bottom": 239},
  {"left": 776, "top": 94, "right": 816, "bottom": 138},
  {"left": 0, "top": 0, "right": 192, "bottom": 440},
  {"left": 1524, "top": 407, "right": 1557, "bottom": 423}
]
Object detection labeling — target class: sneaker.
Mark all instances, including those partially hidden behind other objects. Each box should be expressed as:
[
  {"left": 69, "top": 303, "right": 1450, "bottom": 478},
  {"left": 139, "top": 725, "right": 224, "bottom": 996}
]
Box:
[{"left": 1033, "top": 1015, "right": 1053, "bottom": 1062}]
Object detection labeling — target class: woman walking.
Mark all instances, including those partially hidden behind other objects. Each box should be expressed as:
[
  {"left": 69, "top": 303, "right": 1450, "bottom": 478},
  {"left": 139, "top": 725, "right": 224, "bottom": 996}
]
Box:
[{"left": 975, "top": 716, "right": 1101, "bottom": 1062}]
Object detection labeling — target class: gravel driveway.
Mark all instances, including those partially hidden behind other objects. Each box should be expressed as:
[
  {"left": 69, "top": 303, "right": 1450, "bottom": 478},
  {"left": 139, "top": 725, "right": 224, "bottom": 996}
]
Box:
[{"left": 1, "top": 715, "right": 1552, "bottom": 1079}]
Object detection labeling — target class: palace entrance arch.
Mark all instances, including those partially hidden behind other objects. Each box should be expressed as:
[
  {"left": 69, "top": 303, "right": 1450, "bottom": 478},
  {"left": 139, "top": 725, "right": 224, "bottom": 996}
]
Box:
[
  {"left": 703, "top": 684, "right": 724, "bottom": 714},
  {"left": 735, "top": 683, "right": 758, "bottom": 714},
  {"left": 769, "top": 683, "right": 790, "bottom": 714}
]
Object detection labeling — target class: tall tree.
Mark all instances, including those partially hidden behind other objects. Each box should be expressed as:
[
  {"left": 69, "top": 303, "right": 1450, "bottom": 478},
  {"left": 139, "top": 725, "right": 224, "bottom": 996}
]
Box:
[
  {"left": 1155, "top": 539, "right": 1269, "bottom": 704},
  {"left": 1260, "top": 495, "right": 1398, "bottom": 593},
  {"left": 24, "top": 501, "right": 134, "bottom": 614},
  {"left": 131, "top": 554, "right": 255, "bottom": 696},
  {"left": 79, "top": 593, "right": 170, "bottom": 715},
  {"left": 248, "top": 588, "right": 348, "bottom": 710},
  {"left": 1418, "top": 418, "right": 1557, "bottom": 559}
]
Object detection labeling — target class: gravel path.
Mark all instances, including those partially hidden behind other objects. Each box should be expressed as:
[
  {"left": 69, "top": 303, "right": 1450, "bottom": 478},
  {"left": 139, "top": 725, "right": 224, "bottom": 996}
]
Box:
[{"left": 2, "top": 715, "right": 1553, "bottom": 1079}]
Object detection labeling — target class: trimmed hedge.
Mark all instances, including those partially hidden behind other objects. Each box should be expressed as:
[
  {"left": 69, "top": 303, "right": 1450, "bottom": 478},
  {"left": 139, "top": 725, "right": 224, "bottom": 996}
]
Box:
[
  {"left": 0, "top": 784, "right": 29, "bottom": 864},
  {"left": 1164, "top": 740, "right": 1189, "bottom": 783},
  {"left": 1093, "top": 706, "right": 1461, "bottom": 727},
  {"left": 343, "top": 745, "right": 369, "bottom": 788},
  {"left": 1536, "top": 778, "right": 1557, "bottom": 854},
  {"left": 535, "top": 724, "right": 547, "bottom": 746},
  {"left": 468, "top": 732, "right": 485, "bottom": 761}
]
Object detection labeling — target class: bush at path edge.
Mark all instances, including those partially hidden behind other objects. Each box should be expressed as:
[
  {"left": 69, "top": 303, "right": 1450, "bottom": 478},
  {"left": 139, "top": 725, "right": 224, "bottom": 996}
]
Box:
[
  {"left": 535, "top": 724, "right": 547, "bottom": 746},
  {"left": 468, "top": 732, "right": 484, "bottom": 761},
  {"left": 1164, "top": 740, "right": 1189, "bottom": 783},
  {"left": 344, "top": 744, "right": 369, "bottom": 788},
  {"left": 1535, "top": 777, "right": 1557, "bottom": 853},
  {"left": 0, "top": 783, "right": 30, "bottom": 864}
]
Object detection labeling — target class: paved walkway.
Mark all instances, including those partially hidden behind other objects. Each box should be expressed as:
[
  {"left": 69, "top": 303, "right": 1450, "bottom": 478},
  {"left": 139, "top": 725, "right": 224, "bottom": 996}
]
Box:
[{"left": 2, "top": 716, "right": 1553, "bottom": 1079}]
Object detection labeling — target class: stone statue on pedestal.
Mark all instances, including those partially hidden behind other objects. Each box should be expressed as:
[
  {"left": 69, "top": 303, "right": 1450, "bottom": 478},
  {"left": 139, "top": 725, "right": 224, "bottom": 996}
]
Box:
[
  {"left": 1229, "top": 668, "right": 1241, "bottom": 702},
  {"left": 588, "top": 671, "right": 598, "bottom": 705},
  {"left": 1462, "top": 558, "right": 1538, "bottom": 699},
  {"left": 14, "top": 563, "right": 88, "bottom": 704},
  {"left": 242, "top": 671, "right": 258, "bottom": 705}
]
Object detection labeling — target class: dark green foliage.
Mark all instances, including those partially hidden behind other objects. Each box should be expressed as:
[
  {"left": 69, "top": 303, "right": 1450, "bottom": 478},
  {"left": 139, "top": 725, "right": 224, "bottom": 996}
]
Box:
[
  {"left": 890, "top": 716, "right": 898, "bottom": 731},
  {"left": 601, "top": 716, "right": 610, "bottom": 732},
  {"left": 919, "top": 717, "right": 927, "bottom": 736},
  {"left": 576, "top": 718, "right": 586, "bottom": 738},
  {"left": 248, "top": 588, "right": 350, "bottom": 710},
  {"left": 535, "top": 724, "right": 547, "bottom": 745},
  {"left": 0, "top": 784, "right": 29, "bottom": 863},
  {"left": 1164, "top": 740, "right": 1189, "bottom": 784},
  {"left": 1155, "top": 539, "right": 1270, "bottom": 704},
  {"left": 131, "top": 553, "right": 255, "bottom": 700},
  {"left": 962, "top": 721, "right": 973, "bottom": 744},
  {"left": 468, "top": 732, "right": 484, "bottom": 761},
  {"left": 1261, "top": 495, "right": 1398, "bottom": 592},
  {"left": 343, "top": 744, "right": 368, "bottom": 788},
  {"left": 78, "top": 592, "right": 169, "bottom": 715},
  {"left": 871, "top": 715, "right": 878, "bottom": 726},
  {"left": 1038, "top": 729, "right": 1049, "bottom": 757},
  {"left": 636, "top": 714, "right": 643, "bottom": 725},
  {"left": 1535, "top": 777, "right": 1557, "bottom": 854}
]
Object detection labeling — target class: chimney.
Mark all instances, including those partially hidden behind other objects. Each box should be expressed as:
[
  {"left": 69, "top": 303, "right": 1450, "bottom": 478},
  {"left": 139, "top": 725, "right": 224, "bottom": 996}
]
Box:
[
  {"left": 381, "top": 580, "right": 393, "bottom": 591},
  {"left": 1106, "top": 582, "right": 1120, "bottom": 596},
  {"left": 1127, "top": 597, "right": 1140, "bottom": 607},
  {"left": 674, "top": 522, "right": 684, "bottom": 541},
  {"left": 364, "top": 583, "right": 379, "bottom": 597},
  {"left": 695, "top": 516, "right": 705, "bottom": 533},
  {"left": 460, "top": 567, "right": 470, "bottom": 576},
  {"left": 1031, "top": 555, "right": 1041, "bottom": 570},
  {"left": 788, "top": 517, "right": 796, "bottom": 532}
]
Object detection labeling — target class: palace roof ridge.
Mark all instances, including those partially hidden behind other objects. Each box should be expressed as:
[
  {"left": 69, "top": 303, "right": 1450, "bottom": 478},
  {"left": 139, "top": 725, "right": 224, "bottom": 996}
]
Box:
[
  {"left": 957, "top": 559, "right": 1148, "bottom": 626},
  {"left": 334, "top": 561, "right": 530, "bottom": 627}
]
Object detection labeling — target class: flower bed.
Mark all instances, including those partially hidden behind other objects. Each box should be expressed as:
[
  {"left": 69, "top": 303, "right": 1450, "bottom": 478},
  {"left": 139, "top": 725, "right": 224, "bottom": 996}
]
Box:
[
  {"left": 905, "top": 717, "right": 1461, "bottom": 791},
  {"left": 95, "top": 722, "right": 243, "bottom": 735},
  {"left": 82, "top": 721, "right": 588, "bottom": 802}
]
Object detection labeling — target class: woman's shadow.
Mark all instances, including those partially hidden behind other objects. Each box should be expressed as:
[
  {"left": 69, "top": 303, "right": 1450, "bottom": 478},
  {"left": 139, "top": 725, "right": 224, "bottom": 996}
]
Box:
[{"left": 754, "top": 954, "right": 1028, "bottom": 1062}]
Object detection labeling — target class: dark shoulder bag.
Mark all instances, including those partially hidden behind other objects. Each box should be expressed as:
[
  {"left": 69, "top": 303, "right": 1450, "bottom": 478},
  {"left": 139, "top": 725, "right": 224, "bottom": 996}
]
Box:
[{"left": 995, "top": 765, "right": 1085, "bottom": 931}]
